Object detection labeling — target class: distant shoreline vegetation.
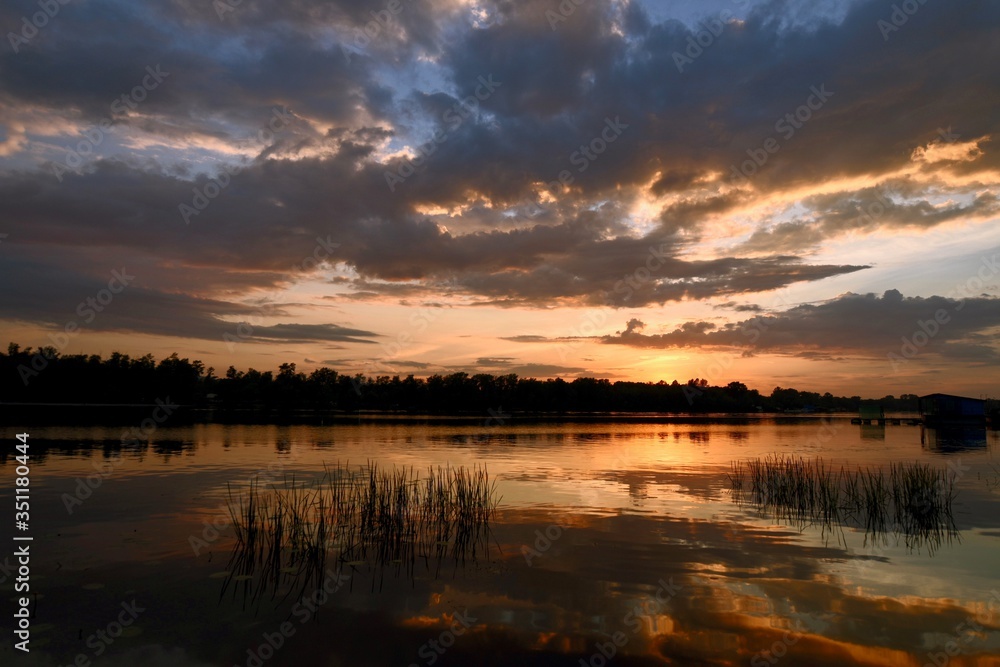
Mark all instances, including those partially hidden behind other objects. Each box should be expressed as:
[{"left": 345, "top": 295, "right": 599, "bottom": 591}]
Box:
[{"left": 1, "top": 343, "right": 919, "bottom": 414}]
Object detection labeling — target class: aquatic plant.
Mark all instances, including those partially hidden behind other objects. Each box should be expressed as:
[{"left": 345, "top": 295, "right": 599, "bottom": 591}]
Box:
[
  {"left": 222, "top": 461, "right": 500, "bottom": 607},
  {"left": 986, "top": 463, "right": 1000, "bottom": 491},
  {"left": 728, "top": 455, "right": 957, "bottom": 552}
]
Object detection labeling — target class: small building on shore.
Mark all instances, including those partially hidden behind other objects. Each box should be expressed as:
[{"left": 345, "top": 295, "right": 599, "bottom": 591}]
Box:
[{"left": 919, "top": 393, "right": 986, "bottom": 425}]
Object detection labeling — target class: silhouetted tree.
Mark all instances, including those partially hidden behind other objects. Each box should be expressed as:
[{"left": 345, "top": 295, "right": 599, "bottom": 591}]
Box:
[{"left": 0, "top": 341, "right": 903, "bottom": 414}]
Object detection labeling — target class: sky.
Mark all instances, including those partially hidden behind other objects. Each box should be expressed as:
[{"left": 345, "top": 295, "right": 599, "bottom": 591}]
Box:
[{"left": 1, "top": 0, "right": 999, "bottom": 397}]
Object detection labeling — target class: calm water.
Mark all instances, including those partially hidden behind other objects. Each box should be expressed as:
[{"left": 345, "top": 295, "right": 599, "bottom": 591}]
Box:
[{"left": 2, "top": 416, "right": 999, "bottom": 666}]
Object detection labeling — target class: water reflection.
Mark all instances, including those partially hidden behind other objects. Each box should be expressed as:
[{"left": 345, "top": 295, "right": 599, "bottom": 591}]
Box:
[
  {"left": 0, "top": 437, "right": 196, "bottom": 463},
  {"left": 922, "top": 425, "right": 989, "bottom": 452},
  {"left": 859, "top": 423, "right": 886, "bottom": 440},
  {"left": 0, "top": 418, "right": 998, "bottom": 666},
  {"left": 220, "top": 463, "right": 499, "bottom": 610},
  {"left": 728, "top": 456, "right": 961, "bottom": 555}
]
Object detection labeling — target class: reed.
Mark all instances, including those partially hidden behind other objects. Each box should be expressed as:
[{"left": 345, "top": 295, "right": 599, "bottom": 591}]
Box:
[
  {"left": 222, "top": 461, "right": 500, "bottom": 606},
  {"left": 728, "top": 455, "right": 957, "bottom": 550}
]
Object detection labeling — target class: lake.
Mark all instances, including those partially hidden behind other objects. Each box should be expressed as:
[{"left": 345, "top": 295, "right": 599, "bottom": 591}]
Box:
[{"left": 2, "top": 415, "right": 999, "bottom": 666}]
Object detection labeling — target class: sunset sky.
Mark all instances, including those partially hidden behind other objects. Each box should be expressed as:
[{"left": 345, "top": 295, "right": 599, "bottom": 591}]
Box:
[{"left": 1, "top": 0, "right": 999, "bottom": 397}]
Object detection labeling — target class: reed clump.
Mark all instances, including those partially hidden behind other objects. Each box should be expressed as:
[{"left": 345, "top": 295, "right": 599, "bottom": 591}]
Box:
[
  {"left": 224, "top": 461, "right": 499, "bottom": 606},
  {"left": 728, "top": 455, "right": 957, "bottom": 549}
]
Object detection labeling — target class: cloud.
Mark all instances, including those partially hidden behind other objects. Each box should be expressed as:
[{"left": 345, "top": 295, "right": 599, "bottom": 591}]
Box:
[
  {"left": 1, "top": 0, "right": 998, "bottom": 355},
  {"left": 739, "top": 183, "right": 1000, "bottom": 254},
  {"left": 0, "top": 254, "right": 379, "bottom": 344},
  {"left": 240, "top": 323, "right": 380, "bottom": 344},
  {"left": 475, "top": 357, "right": 516, "bottom": 366},
  {"left": 620, "top": 318, "right": 645, "bottom": 335},
  {"left": 499, "top": 335, "right": 553, "bottom": 343},
  {"left": 495, "top": 363, "right": 590, "bottom": 377},
  {"left": 715, "top": 302, "right": 764, "bottom": 313},
  {"left": 602, "top": 289, "right": 1000, "bottom": 362},
  {"left": 386, "top": 359, "right": 435, "bottom": 369}
]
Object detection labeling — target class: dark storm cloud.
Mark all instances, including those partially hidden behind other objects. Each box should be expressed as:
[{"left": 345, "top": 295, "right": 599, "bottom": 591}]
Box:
[
  {"left": 602, "top": 289, "right": 1000, "bottom": 362},
  {"left": 0, "top": 253, "right": 379, "bottom": 344},
  {"left": 1, "top": 0, "right": 998, "bottom": 340},
  {"left": 7, "top": 0, "right": 1000, "bottom": 196},
  {"left": 0, "top": 0, "right": 395, "bottom": 140},
  {"left": 0, "top": 159, "right": 868, "bottom": 316},
  {"left": 437, "top": 0, "right": 1000, "bottom": 198}
]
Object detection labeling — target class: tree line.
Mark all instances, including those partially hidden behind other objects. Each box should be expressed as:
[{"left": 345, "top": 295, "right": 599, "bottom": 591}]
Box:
[{"left": 1, "top": 343, "right": 920, "bottom": 414}]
